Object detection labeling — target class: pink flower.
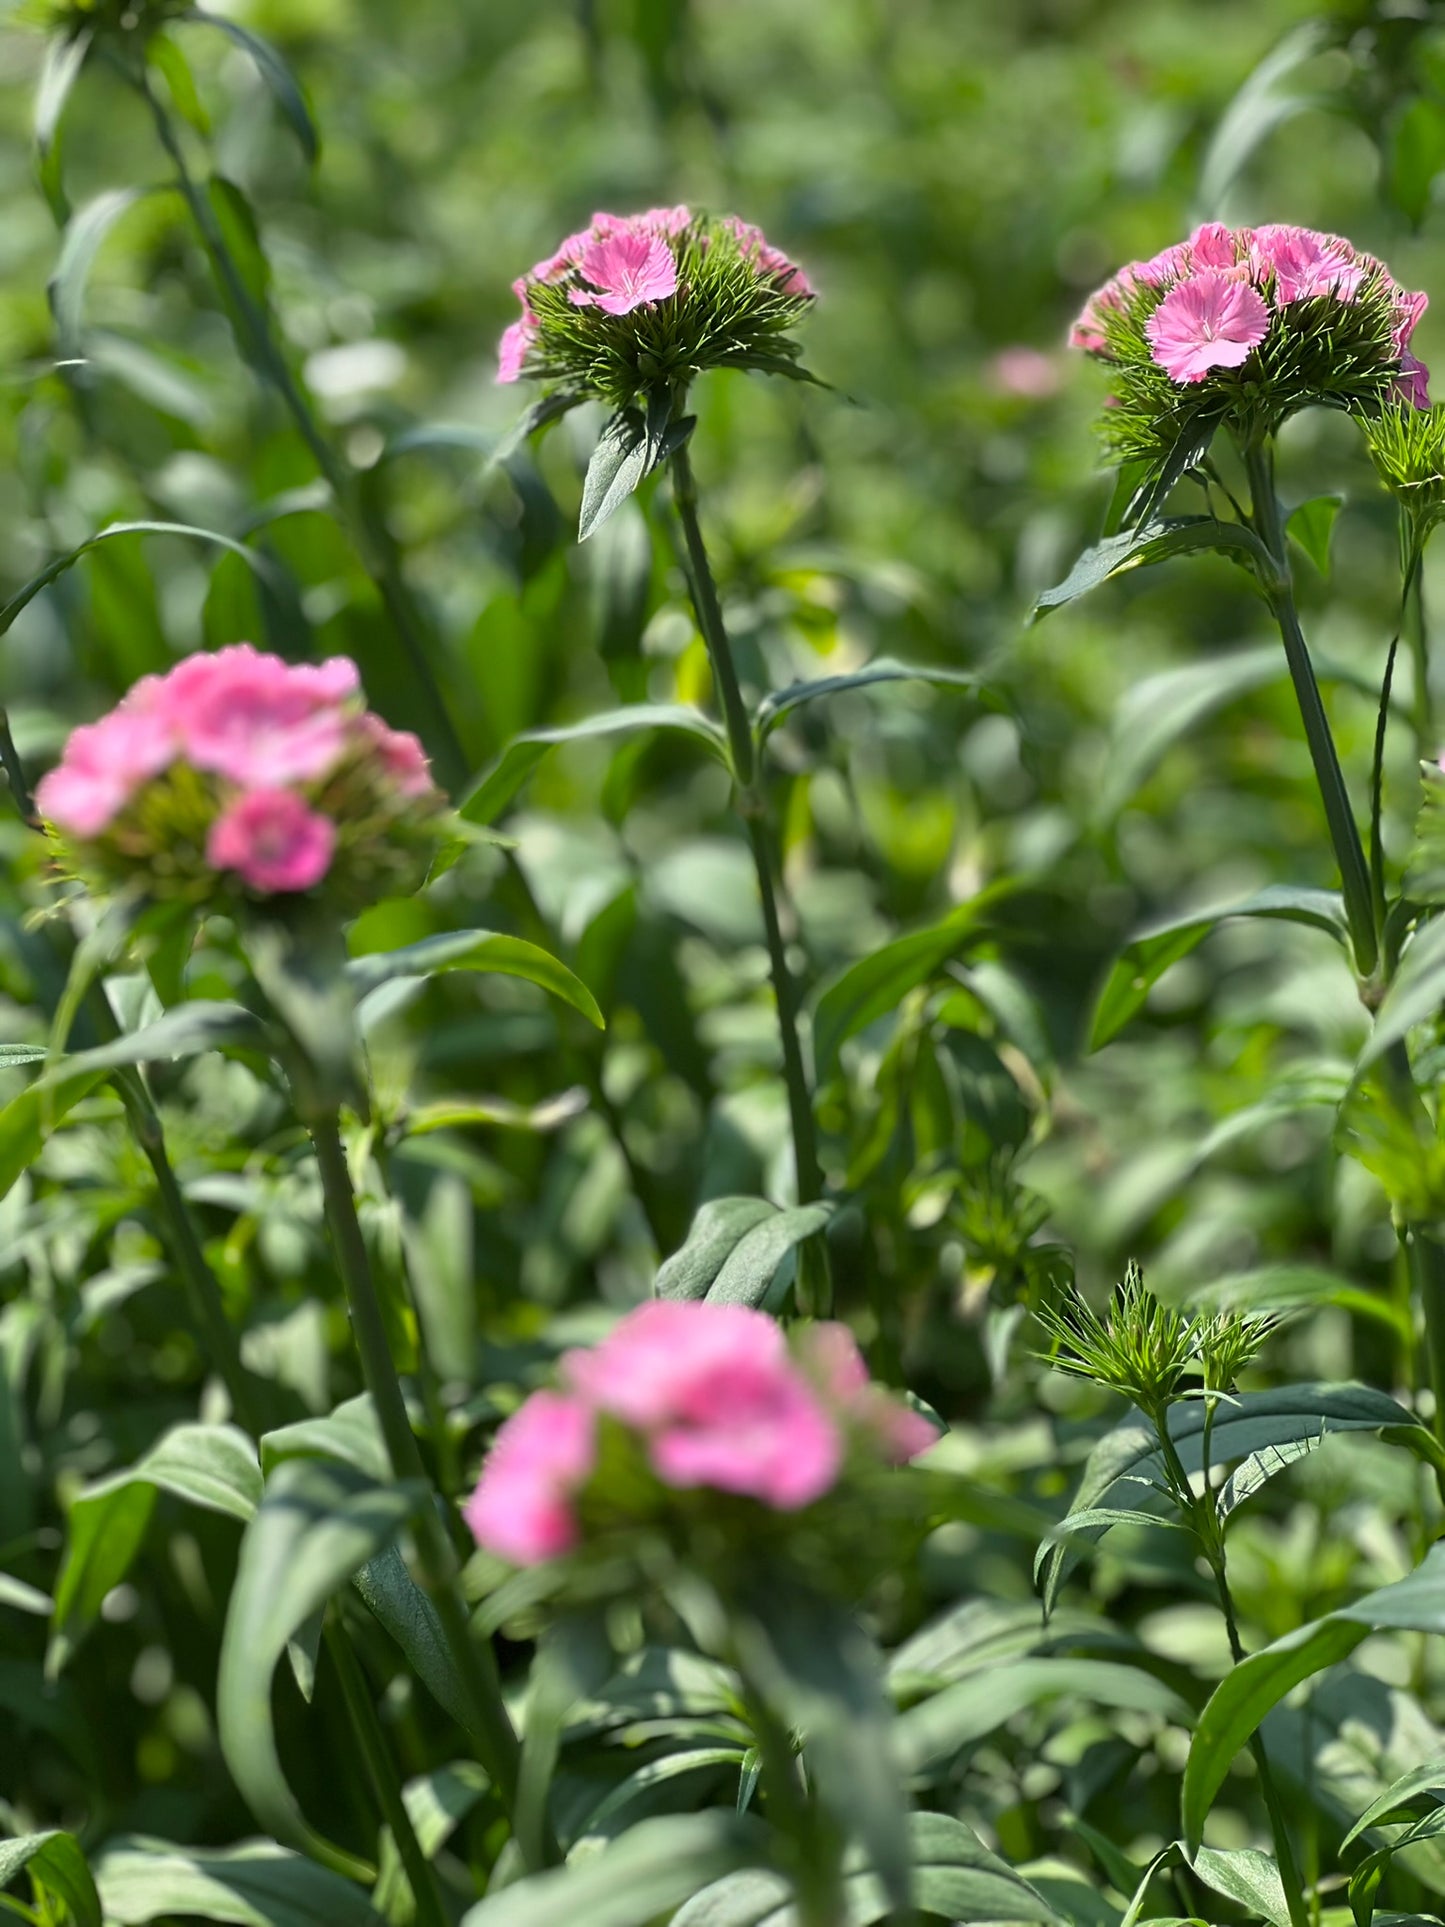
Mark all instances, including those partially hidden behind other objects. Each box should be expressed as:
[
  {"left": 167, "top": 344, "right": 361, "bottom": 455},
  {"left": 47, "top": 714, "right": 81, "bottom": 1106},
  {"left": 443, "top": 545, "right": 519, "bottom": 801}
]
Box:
[
  {"left": 568, "top": 231, "right": 679, "bottom": 316},
  {"left": 160, "top": 645, "right": 358, "bottom": 787},
  {"left": 798, "top": 1323, "right": 939, "bottom": 1464},
  {"left": 497, "top": 317, "right": 537, "bottom": 385},
  {"left": 1188, "top": 222, "right": 1244, "bottom": 272},
  {"left": 464, "top": 1392, "right": 596, "bottom": 1566},
  {"left": 1134, "top": 242, "right": 1192, "bottom": 288},
  {"left": 360, "top": 715, "right": 436, "bottom": 797},
  {"left": 563, "top": 1301, "right": 841, "bottom": 1509},
  {"left": 1392, "top": 287, "right": 1429, "bottom": 356},
  {"left": 988, "top": 346, "right": 1061, "bottom": 398},
  {"left": 1397, "top": 351, "right": 1432, "bottom": 410},
  {"left": 35, "top": 703, "right": 178, "bottom": 836},
  {"left": 1250, "top": 224, "right": 1364, "bottom": 304},
  {"left": 1144, "top": 271, "right": 1270, "bottom": 383},
  {"left": 207, "top": 787, "right": 336, "bottom": 894}
]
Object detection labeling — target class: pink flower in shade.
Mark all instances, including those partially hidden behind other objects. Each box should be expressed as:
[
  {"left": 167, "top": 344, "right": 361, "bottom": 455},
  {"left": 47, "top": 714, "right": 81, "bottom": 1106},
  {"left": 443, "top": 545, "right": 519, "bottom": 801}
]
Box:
[
  {"left": 497, "top": 316, "right": 537, "bottom": 385},
  {"left": 35, "top": 703, "right": 178, "bottom": 836},
  {"left": 797, "top": 1323, "right": 939, "bottom": 1464},
  {"left": 160, "top": 645, "right": 358, "bottom": 787},
  {"left": 1250, "top": 224, "right": 1364, "bottom": 304},
  {"left": 1397, "top": 352, "right": 1432, "bottom": 410},
  {"left": 1188, "top": 222, "right": 1244, "bottom": 272},
  {"left": 568, "top": 231, "right": 679, "bottom": 316},
  {"left": 206, "top": 787, "right": 336, "bottom": 894},
  {"left": 988, "top": 346, "right": 1061, "bottom": 398},
  {"left": 464, "top": 1393, "right": 597, "bottom": 1567},
  {"left": 360, "top": 715, "right": 436, "bottom": 798},
  {"left": 562, "top": 1301, "right": 842, "bottom": 1510},
  {"left": 1144, "top": 271, "right": 1270, "bottom": 383}
]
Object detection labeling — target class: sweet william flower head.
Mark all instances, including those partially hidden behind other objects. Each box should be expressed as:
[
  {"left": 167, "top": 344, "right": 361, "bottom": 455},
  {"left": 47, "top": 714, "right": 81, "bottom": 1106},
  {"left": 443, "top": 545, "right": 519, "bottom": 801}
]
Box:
[
  {"left": 1070, "top": 221, "right": 1429, "bottom": 466},
  {"left": 36, "top": 644, "right": 447, "bottom": 916},
  {"left": 465, "top": 1300, "right": 934, "bottom": 1570},
  {"left": 497, "top": 206, "right": 815, "bottom": 410}
]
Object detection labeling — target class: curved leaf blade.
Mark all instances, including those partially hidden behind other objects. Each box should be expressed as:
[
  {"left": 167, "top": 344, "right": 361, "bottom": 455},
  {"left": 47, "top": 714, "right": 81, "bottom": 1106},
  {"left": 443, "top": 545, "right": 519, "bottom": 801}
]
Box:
[
  {"left": 346, "top": 929, "right": 603, "bottom": 1029},
  {"left": 93, "top": 1837, "right": 385, "bottom": 1927},
  {"left": 460, "top": 705, "right": 728, "bottom": 827},
  {"left": 0, "top": 1830, "right": 100, "bottom": 1927},
  {"left": 175, "top": 12, "right": 319, "bottom": 161}
]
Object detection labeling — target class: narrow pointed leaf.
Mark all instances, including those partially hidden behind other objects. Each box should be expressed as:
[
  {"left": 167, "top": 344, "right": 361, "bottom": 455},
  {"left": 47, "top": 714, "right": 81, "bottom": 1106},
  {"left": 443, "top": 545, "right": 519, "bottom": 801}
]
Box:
[
  {"left": 176, "top": 13, "right": 319, "bottom": 161},
  {"left": 346, "top": 929, "right": 603, "bottom": 1028},
  {"left": 460, "top": 705, "right": 727, "bottom": 825}
]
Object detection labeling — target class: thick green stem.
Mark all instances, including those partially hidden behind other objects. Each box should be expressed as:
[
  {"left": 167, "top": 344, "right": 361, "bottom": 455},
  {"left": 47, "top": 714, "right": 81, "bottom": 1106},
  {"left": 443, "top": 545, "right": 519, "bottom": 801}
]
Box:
[
  {"left": 1154, "top": 1414, "right": 1309, "bottom": 1927},
  {"left": 306, "top": 1112, "right": 552, "bottom": 1868},
  {"left": 138, "top": 76, "right": 469, "bottom": 796},
  {"left": 1410, "top": 1227, "right": 1445, "bottom": 1451},
  {"left": 1243, "top": 442, "right": 1378, "bottom": 977},
  {"left": 323, "top": 1616, "right": 449, "bottom": 1927},
  {"left": 670, "top": 444, "right": 825, "bottom": 1214},
  {"left": 1404, "top": 523, "right": 1432, "bottom": 762}
]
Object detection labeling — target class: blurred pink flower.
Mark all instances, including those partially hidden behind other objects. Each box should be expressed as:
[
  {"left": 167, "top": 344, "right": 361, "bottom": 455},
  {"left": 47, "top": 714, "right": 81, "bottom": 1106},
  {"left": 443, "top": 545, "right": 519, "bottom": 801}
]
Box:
[
  {"left": 161, "top": 644, "right": 358, "bottom": 787},
  {"left": 464, "top": 1392, "right": 596, "bottom": 1566},
  {"left": 1144, "top": 271, "right": 1270, "bottom": 382},
  {"left": 563, "top": 1301, "right": 841, "bottom": 1509},
  {"left": 497, "top": 316, "right": 537, "bottom": 385},
  {"left": 359, "top": 715, "right": 436, "bottom": 797},
  {"left": 988, "top": 346, "right": 1061, "bottom": 398},
  {"left": 797, "top": 1322, "right": 939, "bottom": 1463},
  {"left": 206, "top": 787, "right": 336, "bottom": 894},
  {"left": 35, "top": 703, "right": 177, "bottom": 836},
  {"left": 568, "top": 230, "right": 678, "bottom": 316}
]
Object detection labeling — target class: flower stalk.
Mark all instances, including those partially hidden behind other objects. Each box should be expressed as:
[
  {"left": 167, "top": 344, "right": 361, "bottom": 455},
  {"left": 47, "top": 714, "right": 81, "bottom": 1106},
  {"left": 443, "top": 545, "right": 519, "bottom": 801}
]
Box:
[
  {"left": 306, "top": 1109, "right": 554, "bottom": 1868},
  {"left": 669, "top": 442, "right": 825, "bottom": 1219}
]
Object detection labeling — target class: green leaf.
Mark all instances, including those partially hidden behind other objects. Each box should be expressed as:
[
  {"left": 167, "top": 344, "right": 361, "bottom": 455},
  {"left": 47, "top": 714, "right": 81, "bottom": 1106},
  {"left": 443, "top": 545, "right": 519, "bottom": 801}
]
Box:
[
  {"left": 1190, "top": 1847, "right": 1291, "bottom": 1927},
  {"left": 456, "top": 1813, "right": 764, "bottom": 1927},
  {"left": 755, "top": 659, "right": 987, "bottom": 741},
  {"left": 34, "top": 30, "right": 92, "bottom": 216},
  {"left": 1195, "top": 19, "right": 1331, "bottom": 213},
  {"left": 573, "top": 1747, "right": 748, "bottom": 1848},
  {"left": 49, "top": 186, "right": 161, "bottom": 362},
  {"left": 460, "top": 705, "right": 728, "bottom": 826},
  {"left": 896, "top": 1657, "right": 1193, "bottom": 1779},
  {"left": 1039, "top": 1383, "right": 1437, "bottom": 1613},
  {"left": 218, "top": 1458, "right": 425, "bottom": 1879},
  {"left": 0, "top": 1829, "right": 100, "bottom": 1927},
  {"left": 1287, "top": 493, "right": 1344, "bottom": 577},
  {"left": 353, "top": 1543, "right": 480, "bottom": 1741},
  {"left": 673, "top": 1814, "right": 1061, "bottom": 1926},
  {"left": 1095, "top": 645, "right": 1280, "bottom": 821},
  {"left": 739, "top": 1590, "right": 912, "bottom": 1911},
  {"left": 93, "top": 1838, "right": 386, "bottom": 1927},
  {"left": 374, "top": 1764, "right": 491, "bottom": 1921},
  {"left": 1090, "top": 886, "right": 1349, "bottom": 1048},
  {"left": 51, "top": 1422, "right": 260, "bottom": 1674},
  {"left": 1033, "top": 516, "right": 1270, "bottom": 617},
  {"left": 1186, "top": 1263, "right": 1412, "bottom": 1344},
  {"left": 1, "top": 521, "right": 276, "bottom": 647},
  {"left": 1359, "top": 913, "right": 1445, "bottom": 1074},
  {"left": 812, "top": 889, "right": 1007, "bottom": 1084},
  {"left": 147, "top": 30, "right": 210, "bottom": 135},
  {"left": 1350, "top": 1806, "right": 1445, "bottom": 1927},
  {"left": 33, "top": 1001, "right": 269, "bottom": 1088},
  {"left": 655, "top": 1196, "right": 833, "bottom": 1310},
  {"left": 346, "top": 929, "right": 603, "bottom": 1029},
  {"left": 1390, "top": 95, "right": 1445, "bottom": 228},
  {"left": 176, "top": 13, "right": 320, "bottom": 161},
  {"left": 1344, "top": 1758, "right": 1445, "bottom": 1848},
  {"left": 579, "top": 403, "right": 669, "bottom": 542},
  {"left": 260, "top": 1395, "right": 389, "bottom": 1483},
  {"left": 1183, "top": 1541, "right": 1445, "bottom": 1851}
]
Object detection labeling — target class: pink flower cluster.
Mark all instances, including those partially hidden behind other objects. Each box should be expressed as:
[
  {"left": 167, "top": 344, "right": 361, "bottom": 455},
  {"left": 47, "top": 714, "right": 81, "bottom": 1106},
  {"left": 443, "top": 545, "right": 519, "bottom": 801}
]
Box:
[
  {"left": 497, "top": 206, "right": 812, "bottom": 384},
  {"left": 464, "top": 1301, "right": 936, "bottom": 1567},
  {"left": 36, "top": 645, "right": 436, "bottom": 897},
  {"left": 1070, "top": 222, "right": 1429, "bottom": 401}
]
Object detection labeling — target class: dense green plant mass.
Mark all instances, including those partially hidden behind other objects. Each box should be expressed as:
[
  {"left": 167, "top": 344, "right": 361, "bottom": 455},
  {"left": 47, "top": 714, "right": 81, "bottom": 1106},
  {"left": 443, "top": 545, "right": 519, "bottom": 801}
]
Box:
[{"left": 14, "top": 1, "right": 1445, "bottom": 1925}]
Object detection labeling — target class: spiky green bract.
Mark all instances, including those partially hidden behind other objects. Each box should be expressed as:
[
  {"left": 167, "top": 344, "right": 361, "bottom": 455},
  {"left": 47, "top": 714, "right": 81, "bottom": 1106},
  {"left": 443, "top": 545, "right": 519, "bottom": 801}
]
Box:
[
  {"left": 1035, "top": 1263, "right": 1279, "bottom": 1414},
  {"left": 46, "top": 745, "right": 448, "bottom": 921},
  {"left": 521, "top": 221, "right": 815, "bottom": 415},
  {"left": 1364, "top": 403, "right": 1445, "bottom": 538},
  {"left": 1096, "top": 271, "right": 1403, "bottom": 470}
]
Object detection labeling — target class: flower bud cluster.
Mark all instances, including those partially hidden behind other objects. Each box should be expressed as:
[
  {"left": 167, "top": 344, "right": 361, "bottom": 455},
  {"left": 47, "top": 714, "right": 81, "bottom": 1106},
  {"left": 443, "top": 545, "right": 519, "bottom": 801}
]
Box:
[
  {"left": 464, "top": 1301, "right": 935, "bottom": 1568},
  {"left": 497, "top": 207, "right": 814, "bottom": 410},
  {"left": 36, "top": 646, "right": 446, "bottom": 914},
  {"left": 1070, "top": 222, "right": 1428, "bottom": 460}
]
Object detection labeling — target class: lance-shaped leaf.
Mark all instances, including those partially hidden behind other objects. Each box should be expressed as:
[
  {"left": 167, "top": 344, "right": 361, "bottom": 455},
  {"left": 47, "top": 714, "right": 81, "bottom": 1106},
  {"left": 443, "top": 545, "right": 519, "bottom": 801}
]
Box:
[
  {"left": 1, "top": 521, "right": 276, "bottom": 645},
  {"left": 1033, "top": 516, "right": 1271, "bottom": 617},
  {"left": 35, "top": 30, "right": 93, "bottom": 216},
  {"left": 0, "top": 1830, "right": 100, "bottom": 1927},
  {"left": 655, "top": 1196, "right": 834, "bottom": 1310},
  {"left": 1358, "top": 912, "right": 1445, "bottom": 1074},
  {"left": 175, "top": 12, "right": 320, "bottom": 162},
  {"left": 578, "top": 393, "right": 673, "bottom": 541},
  {"left": 346, "top": 929, "right": 603, "bottom": 1029},
  {"left": 460, "top": 704, "right": 728, "bottom": 826},
  {"left": 1090, "top": 885, "right": 1349, "bottom": 1048},
  {"left": 1183, "top": 1540, "right": 1445, "bottom": 1850},
  {"left": 755, "top": 659, "right": 989, "bottom": 742},
  {"left": 93, "top": 1838, "right": 386, "bottom": 1927},
  {"left": 218, "top": 1458, "right": 426, "bottom": 1879},
  {"left": 50, "top": 1422, "right": 260, "bottom": 1675},
  {"left": 33, "top": 1002, "right": 270, "bottom": 1088}
]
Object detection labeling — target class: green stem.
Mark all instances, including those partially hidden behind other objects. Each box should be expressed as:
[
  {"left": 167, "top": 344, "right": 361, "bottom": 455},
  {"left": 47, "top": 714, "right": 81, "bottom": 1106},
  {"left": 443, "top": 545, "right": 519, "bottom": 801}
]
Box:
[
  {"left": 1243, "top": 441, "right": 1378, "bottom": 977},
  {"left": 137, "top": 74, "right": 469, "bottom": 797},
  {"left": 306, "top": 1111, "right": 552, "bottom": 1868},
  {"left": 1404, "top": 519, "right": 1431, "bottom": 762},
  {"left": 1154, "top": 1412, "right": 1309, "bottom": 1927},
  {"left": 743, "top": 1684, "right": 842, "bottom": 1927},
  {"left": 670, "top": 443, "right": 825, "bottom": 1215},
  {"left": 323, "top": 1615, "right": 450, "bottom": 1927},
  {"left": 1410, "top": 1227, "right": 1445, "bottom": 1452}
]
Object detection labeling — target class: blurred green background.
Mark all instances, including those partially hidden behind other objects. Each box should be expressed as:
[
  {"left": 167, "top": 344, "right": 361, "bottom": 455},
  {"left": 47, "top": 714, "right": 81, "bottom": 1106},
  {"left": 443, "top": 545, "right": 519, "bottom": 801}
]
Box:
[{"left": 6, "top": 0, "right": 1445, "bottom": 1865}]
